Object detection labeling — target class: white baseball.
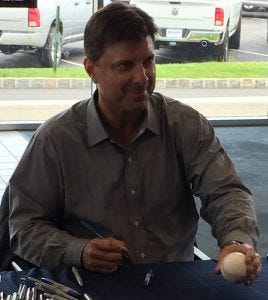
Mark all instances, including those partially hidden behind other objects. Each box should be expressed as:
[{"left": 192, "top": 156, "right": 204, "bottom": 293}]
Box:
[{"left": 221, "top": 252, "right": 247, "bottom": 282}]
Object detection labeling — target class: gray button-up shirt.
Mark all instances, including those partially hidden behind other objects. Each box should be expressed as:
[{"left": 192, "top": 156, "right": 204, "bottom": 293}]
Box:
[{"left": 9, "top": 92, "right": 258, "bottom": 268}]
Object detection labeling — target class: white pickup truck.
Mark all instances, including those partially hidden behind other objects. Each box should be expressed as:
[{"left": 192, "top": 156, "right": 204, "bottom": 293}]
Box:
[
  {"left": 131, "top": 0, "right": 242, "bottom": 61},
  {"left": 0, "top": 0, "right": 93, "bottom": 67}
]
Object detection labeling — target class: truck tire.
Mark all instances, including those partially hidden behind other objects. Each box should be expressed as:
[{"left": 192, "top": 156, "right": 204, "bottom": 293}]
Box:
[
  {"left": 229, "top": 17, "right": 241, "bottom": 49},
  {"left": 213, "top": 30, "right": 229, "bottom": 62},
  {"left": 39, "top": 25, "right": 62, "bottom": 68}
]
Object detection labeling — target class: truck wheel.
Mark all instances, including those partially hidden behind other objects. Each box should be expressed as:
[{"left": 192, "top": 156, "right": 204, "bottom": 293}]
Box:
[
  {"left": 229, "top": 17, "right": 241, "bottom": 49},
  {"left": 213, "top": 30, "right": 229, "bottom": 62},
  {"left": 39, "top": 26, "right": 62, "bottom": 68}
]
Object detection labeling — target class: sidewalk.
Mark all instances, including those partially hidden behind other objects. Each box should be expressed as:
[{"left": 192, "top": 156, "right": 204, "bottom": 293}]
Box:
[
  {"left": 1, "top": 77, "right": 268, "bottom": 89},
  {"left": 0, "top": 97, "right": 267, "bottom": 121},
  {"left": 0, "top": 78, "right": 267, "bottom": 121}
]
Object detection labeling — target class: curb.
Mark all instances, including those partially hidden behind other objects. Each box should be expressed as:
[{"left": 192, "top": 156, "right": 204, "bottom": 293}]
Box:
[{"left": 0, "top": 78, "right": 268, "bottom": 89}]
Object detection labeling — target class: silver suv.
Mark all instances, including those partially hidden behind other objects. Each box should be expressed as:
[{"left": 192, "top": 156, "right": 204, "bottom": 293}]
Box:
[{"left": 0, "top": 0, "right": 93, "bottom": 67}]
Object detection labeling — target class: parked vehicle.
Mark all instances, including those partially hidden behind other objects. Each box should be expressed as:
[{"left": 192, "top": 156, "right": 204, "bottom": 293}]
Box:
[
  {"left": 242, "top": 0, "right": 268, "bottom": 11},
  {"left": 130, "top": 0, "right": 242, "bottom": 61},
  {"left": 0, "top": 0, "right": 93, "bottom": 67}
]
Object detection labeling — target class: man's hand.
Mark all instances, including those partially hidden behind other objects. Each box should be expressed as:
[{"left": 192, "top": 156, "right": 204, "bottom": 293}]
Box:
[
  {"left": 82, "top": 237, "right": 128, "bottom": 274},
  {"left": 215, "top": 243, "right": 262, "bottom": 285}
]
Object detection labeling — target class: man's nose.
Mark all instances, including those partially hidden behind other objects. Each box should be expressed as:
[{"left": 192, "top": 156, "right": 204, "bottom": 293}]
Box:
[{"left": 133, "top": 64, "right": 148, "bottom": 85}]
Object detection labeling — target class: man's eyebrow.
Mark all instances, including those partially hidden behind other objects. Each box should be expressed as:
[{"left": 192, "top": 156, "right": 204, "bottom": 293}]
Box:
[
  {"left": 111, "top": 59, "right": 132, "bottom": 67},
  {"left": 111, "top": 54, "right": 155, "bottom": 68}
]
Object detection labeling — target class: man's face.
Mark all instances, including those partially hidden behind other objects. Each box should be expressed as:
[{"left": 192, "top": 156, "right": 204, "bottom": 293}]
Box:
[{"left": 84, "top": 36, "right": 156, "bottom": 114}]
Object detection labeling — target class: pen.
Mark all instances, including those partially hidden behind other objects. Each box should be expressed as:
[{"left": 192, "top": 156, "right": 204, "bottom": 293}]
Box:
[
  {"left": 71, "top": 267, "right": 84, "bottom": 287},
  {"left": 40, "top": 278, "right": 81, "bottom": 298},
  {"left": 43, "top": 293, "right": 71, "bottom": 300},
  {"left": 12, "top": 261, "right": 23, "bottom": 272},
  {"left": 31, "top": 287, "right": 37, "bottom": 300},
  {"left": 83, "top": 293, "right": 94, "bottom": 300},
  {"left": 18, "top": 284, "right": 27, "bottom": 300},
  {"left": 80, "top": 220, "right": 129, "bottom": 260},
  {"left": 26, "top": 278, "right": 78, "bottom": 300},
  {"left": 18, "top": 284, "right": 23, "bottom": 296},
  {"left": 143, "top": 268, "right": 153, "bottom": 288},
  {"left": 26, "top": 287, "right": 32, "bottom": 300},
  {"left": 80, "top": 220, "right": 104, "bottom": 239},
  {"left": 12, "top": 292, "right": 18, "bottom": 300}
]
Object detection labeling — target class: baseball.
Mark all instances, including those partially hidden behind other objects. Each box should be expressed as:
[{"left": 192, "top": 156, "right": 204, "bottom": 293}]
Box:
[{"left": 221, "top": 252, "right": 247, "bottom": 282}]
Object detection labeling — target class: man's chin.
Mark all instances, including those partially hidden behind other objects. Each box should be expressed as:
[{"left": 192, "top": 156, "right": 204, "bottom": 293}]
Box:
[
  {"left": 132, "top": 91, "right": 150, "bottom": 102},
  {"left": 133, "top": 94, "right": 150, "bottom": 107},
  {"left": 125, "top": 97, "right": 148, "bottom": 112}
]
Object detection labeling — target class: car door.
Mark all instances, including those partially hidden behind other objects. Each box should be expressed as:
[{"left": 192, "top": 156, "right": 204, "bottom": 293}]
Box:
[{"left": 72, "top": 0, "right": 93, "bottom": 38}]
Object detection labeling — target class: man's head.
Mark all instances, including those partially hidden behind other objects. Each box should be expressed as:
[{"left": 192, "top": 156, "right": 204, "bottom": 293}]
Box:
[
  {"left": 83, "top": 3, "right": 158, "bottom": 116},
  {"left": 84, "top": 2, "right": 158, "bottom": 62}
]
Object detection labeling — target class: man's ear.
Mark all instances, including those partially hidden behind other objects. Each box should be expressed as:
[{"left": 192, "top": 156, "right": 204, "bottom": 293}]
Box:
[{"left": 83, "top": 57, "right": 98, "bottom": 84}]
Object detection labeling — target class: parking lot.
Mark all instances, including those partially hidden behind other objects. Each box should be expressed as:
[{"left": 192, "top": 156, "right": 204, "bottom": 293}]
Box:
[{"left": 0, "top": 15, "right": 267, "bottom": 68}]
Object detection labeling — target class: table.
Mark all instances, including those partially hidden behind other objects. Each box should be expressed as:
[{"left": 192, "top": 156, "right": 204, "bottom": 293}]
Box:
[{"left": 0, "top": 259, "right": 267, "bottom": 300}]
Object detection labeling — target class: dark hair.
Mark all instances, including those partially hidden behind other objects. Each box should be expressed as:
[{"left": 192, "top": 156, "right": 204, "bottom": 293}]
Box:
[{"left": 84, "top": 2, "right": 158, "bottom": 62}]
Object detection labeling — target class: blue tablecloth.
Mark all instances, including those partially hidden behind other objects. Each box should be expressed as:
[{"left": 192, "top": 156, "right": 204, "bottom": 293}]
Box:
[{"left": 0, "top": 259, "right": 267, "bottom": 300}]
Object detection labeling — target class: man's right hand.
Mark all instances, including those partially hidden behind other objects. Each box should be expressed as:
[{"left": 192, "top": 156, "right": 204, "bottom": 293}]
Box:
[{"left": 82, "top": 237, "right": 128, "bottom": 273}]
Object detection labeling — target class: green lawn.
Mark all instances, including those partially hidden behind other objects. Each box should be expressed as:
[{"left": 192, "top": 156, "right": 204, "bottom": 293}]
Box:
[
  {"left": 0, "top": 62, "right": 267, "bottom": 78},
  {"left": 156, "top": 62, "right": 268, "bottom": 78}
]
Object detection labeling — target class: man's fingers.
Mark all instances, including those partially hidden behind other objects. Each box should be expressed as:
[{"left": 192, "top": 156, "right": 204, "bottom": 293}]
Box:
[
  {"left": 88, "top": 258, "right": 118, "bottom": 273},
  {"left": 95, "top": 237, "right": 128, "bottom": 253},
  {"left": 89, "top": 245, "right": 123, "bottom": 262},
  {"left": 82, "top": 237, "right": 128, "bottom": 274},
  {"left": 215, "top": 243, "right": 262, "bottom": 286}
]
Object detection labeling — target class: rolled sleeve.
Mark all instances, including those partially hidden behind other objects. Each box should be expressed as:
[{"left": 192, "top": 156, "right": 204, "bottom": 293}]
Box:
[
  {"left": 65, "top": 238, "right": 89, "bottom": 266},
  {"left": 221, "top": 230, "right": 257, "bottom": 249}
]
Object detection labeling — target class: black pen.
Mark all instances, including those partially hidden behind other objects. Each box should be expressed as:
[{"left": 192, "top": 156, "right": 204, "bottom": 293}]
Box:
[{"left": 80, "top": 220, "right": 129, "bottom": 260}]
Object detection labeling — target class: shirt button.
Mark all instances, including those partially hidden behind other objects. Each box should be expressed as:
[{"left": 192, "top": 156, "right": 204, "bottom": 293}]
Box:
[
  {"left": 128, "top": 157, "right": 132, "bottom": 162},
  {"left": 134, "top": 220, "right": 139, "bottom": 227},
  {"left": 141, "top": 252, "right": 146, "bottom": 259},
  {"left": 131, "top": 189, "right": 136, "bottom": 195}
]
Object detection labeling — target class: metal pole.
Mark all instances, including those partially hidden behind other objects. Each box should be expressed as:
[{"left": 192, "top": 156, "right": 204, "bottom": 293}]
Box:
[{"left": 53, "top": 5, "right": 60, "bottom": 73}]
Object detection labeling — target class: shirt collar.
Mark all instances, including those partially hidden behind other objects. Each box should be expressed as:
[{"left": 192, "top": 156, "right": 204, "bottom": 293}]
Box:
[{"left": 86, "top": 91, "right": 159, "bottom": 147}]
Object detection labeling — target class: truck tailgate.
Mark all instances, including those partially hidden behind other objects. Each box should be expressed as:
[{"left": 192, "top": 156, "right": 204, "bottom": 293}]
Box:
[
  {"left": 134, "top": 0, "right": 219, "bottom": 30},
  {"left": 0, "top": 8, "right": 30, "bottom": 32}
]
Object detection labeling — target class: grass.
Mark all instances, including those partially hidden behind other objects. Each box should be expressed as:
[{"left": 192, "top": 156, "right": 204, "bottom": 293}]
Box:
[
  {"left": 156, "top": 62, "right": 268, "bottom": 78},
  {"left": 0, "top": 68, "right": 88, "bottom": 78},
  {"left": 0, "top": 62, "right": 267, "bottom": 78}
]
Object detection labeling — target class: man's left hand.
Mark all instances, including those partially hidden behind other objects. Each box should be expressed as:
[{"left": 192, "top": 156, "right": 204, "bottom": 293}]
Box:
[{"left": 215, "top": 243, "right": 262, "bottom": 285}]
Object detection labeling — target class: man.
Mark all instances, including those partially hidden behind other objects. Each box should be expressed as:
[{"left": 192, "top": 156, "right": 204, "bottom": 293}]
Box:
[{"left": 8, "top": 2, "right": 261, "bottom": 283}]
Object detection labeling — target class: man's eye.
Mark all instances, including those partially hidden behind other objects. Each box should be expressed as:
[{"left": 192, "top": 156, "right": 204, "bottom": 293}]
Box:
[
  {"left": 118, "top": 62, "right": 132, "bottom": 70},
  {"left": 143, "top": 57, "right": 154, "bottom": 68}
]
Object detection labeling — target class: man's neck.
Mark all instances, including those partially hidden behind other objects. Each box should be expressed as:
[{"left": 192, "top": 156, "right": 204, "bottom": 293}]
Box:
[{"left": 97, "top": 104, "right": 146, "bottom": 146}]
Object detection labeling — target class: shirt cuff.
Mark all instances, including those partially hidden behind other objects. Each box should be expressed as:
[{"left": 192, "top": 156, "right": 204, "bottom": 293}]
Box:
[
  {"left": 65, "top": 237, "right": 89, "bottom": 266},
  {"left": 221, "top": 230, "right": 255, "bottom": 248}
]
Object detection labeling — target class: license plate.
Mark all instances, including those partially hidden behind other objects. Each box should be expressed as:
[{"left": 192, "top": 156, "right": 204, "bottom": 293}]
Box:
[{"left": 166, "top": 28, "right": 182, "bottom": 38}]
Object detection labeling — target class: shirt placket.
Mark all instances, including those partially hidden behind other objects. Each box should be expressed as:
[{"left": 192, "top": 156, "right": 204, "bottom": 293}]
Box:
[{"left": 123, "top": 147, "right": 147, "bottom": 263}]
